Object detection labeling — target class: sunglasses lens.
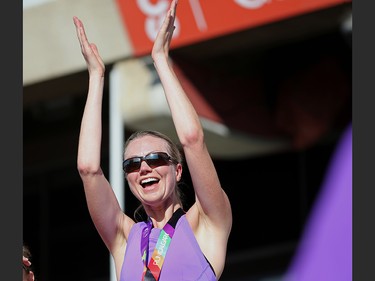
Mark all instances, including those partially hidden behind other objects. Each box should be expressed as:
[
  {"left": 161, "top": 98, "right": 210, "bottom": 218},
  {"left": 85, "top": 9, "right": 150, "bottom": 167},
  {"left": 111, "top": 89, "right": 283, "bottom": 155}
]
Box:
[
  {"left": 123, "top": 158, "right": 141, "bottom": 173},
  {"left": 145, "top": 153, "right": 169, "bottom": 168}
]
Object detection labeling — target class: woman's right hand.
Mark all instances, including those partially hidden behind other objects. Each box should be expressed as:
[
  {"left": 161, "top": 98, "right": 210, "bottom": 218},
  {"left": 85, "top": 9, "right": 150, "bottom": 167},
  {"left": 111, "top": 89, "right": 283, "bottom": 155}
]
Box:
[{"left": 73, "top": 16, "right": 105, "bottom": 77}]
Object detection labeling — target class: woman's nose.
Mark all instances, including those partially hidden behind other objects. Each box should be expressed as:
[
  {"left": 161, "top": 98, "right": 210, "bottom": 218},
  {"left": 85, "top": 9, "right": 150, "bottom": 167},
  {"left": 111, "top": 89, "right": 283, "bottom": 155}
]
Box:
[{"left": 139, "top": 160, "right": 152, "bottom": 173}]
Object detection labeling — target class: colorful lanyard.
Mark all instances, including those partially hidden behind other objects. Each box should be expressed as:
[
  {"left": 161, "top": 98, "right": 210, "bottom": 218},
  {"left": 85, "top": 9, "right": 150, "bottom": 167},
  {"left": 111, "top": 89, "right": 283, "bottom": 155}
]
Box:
[{"left": 141, "top": 208, "right": 184, "bottom": 281}]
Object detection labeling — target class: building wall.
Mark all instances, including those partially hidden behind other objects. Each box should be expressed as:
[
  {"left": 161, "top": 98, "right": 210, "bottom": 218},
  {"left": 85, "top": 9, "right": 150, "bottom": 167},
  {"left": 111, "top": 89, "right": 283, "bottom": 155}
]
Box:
[{"left": 23, "top": 0, "right": 133, "bottom": 86}]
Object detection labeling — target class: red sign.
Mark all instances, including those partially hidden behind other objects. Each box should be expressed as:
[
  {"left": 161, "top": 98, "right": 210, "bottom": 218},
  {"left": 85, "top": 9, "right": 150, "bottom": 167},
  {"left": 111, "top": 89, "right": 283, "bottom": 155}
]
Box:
[{"left": 116, "top": 0, "right": 351, "bottom": 57}]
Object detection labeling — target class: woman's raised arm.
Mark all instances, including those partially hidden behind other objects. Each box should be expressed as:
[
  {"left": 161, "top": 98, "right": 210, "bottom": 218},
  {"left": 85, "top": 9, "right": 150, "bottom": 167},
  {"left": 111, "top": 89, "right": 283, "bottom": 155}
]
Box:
[{"left": 74, "top": 17, "right": 132, "bottom": 259}]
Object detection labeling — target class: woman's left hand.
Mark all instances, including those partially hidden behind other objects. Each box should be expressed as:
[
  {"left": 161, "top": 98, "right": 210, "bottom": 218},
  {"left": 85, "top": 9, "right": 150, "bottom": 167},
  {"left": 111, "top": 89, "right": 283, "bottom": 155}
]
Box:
[{"left": 152, "top": 0, "right": 178, "bottom": 60}]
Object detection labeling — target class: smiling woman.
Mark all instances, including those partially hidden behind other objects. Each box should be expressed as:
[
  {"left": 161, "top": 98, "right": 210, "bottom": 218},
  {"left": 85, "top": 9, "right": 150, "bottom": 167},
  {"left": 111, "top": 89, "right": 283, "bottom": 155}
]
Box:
[{"left": 75, "top": 1, "right": 232, "bottom": 280}]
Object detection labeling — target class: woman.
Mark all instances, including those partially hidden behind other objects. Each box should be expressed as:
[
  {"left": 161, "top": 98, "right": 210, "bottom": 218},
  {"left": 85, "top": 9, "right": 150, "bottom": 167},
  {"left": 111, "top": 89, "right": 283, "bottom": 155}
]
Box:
[{"left": 75, "top": 1, "right": 232, "bottom": 280}]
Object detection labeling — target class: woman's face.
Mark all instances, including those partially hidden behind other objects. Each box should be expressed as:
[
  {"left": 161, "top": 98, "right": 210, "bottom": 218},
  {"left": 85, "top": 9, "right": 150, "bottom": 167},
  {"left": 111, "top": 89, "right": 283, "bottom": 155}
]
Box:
[{"left": 124, "top": 135, "right": 182, "bottom": 207}]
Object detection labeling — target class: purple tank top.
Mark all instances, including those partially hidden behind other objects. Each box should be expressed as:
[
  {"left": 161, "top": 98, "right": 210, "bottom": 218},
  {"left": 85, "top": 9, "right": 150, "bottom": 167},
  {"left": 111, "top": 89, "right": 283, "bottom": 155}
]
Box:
[{"left": 120, "top": 214, "right": 216, "bottom": 281}]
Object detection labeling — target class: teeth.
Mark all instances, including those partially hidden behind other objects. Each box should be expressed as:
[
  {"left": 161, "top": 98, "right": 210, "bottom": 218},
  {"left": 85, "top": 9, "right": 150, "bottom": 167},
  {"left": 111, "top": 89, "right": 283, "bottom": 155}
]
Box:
[{"left": 141, "top": 178, "right": 158, "bottom": 184}]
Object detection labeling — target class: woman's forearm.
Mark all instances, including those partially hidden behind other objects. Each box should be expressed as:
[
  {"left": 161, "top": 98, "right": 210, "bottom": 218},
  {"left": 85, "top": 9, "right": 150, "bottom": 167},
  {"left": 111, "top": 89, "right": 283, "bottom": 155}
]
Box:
[
  {"left": 153, "top": 56, "right": 203, "bottom": 148},
  {"left": 77, "top": 74, "right": 105, "bottom": 173}
]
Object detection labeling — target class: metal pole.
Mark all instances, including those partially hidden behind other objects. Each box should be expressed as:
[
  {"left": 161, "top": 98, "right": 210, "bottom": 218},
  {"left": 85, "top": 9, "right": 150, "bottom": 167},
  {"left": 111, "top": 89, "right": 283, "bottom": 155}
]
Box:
[{"left": 109, "top": 63, "right": 125, "bottom": 281}]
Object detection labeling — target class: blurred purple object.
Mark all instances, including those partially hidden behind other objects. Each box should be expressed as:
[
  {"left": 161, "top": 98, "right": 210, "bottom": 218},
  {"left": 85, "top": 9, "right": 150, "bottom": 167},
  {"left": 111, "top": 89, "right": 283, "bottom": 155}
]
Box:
[{"left": 285, "top": 124, "right": 352, "bottom": 281}]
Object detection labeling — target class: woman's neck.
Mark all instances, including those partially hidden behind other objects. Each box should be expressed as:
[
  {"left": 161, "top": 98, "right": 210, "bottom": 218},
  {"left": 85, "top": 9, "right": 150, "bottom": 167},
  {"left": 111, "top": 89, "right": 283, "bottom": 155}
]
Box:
[{"left": 145, "top": 203, "right": 182, "bottom": 229}]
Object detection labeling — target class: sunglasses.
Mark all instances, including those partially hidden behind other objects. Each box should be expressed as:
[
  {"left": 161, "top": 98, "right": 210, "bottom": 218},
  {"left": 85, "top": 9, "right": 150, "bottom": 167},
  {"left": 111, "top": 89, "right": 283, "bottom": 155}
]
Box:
[{"left": 123, "top": 152, "right": 176, "bottom": 173}]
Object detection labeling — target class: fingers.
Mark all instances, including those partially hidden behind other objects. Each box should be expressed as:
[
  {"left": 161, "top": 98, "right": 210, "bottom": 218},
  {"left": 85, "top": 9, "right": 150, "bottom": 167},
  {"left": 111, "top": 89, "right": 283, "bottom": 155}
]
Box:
[
  {"left": 23, "top": 256, "right": 32, "bottom": 267},
  {"left": 73, "top": 17, "right": 105, "bottom": 74},
  {"left": 170, "top": 0, "right": 178, "bottom": 18},
  {"left": 73, "top": 16, "right": 90, "bottom": 51},
  {"left": 169, "top": 0, "right": 178, "bottom": 31},
  {"left": 73, "top": 16, "right": 81, "bottom": 28},
  {"left": 162, "top": 0, "right": 177, "bottom": 28},
  {"left": 152, "top": 0, "right": 178, "bottom": 57},
  {"left": 161, "top": 8, "right": 175, "bottom": 35},
  {"left": 73, "top": 16, "right": 84, "bottom": 40}
]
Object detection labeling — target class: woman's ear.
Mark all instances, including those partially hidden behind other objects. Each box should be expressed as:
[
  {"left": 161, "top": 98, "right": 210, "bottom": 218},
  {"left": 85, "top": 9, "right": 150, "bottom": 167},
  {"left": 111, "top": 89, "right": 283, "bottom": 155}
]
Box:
[{"left": 175, "top": 163, "right": 183, "bottom": 182}]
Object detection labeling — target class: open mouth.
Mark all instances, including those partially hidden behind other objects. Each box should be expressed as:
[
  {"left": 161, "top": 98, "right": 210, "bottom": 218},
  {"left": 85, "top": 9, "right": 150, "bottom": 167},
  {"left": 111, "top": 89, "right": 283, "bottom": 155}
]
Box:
[{"left": 140, "top": 177, "right": 159, "bottom": 188}]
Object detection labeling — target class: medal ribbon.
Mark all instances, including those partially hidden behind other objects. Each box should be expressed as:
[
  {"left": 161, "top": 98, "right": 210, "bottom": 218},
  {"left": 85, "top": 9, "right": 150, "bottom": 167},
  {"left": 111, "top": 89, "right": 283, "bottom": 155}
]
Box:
[{"left": 141, "top": 208, "right": 184, "bottom": 281}]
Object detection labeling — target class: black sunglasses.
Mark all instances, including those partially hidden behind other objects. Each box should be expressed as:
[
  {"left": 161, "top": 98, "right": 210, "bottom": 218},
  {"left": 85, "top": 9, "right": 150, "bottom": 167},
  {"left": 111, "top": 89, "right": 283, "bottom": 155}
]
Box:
[{"left": 123, "top": 152, "right": 176, "bottom": 173}]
